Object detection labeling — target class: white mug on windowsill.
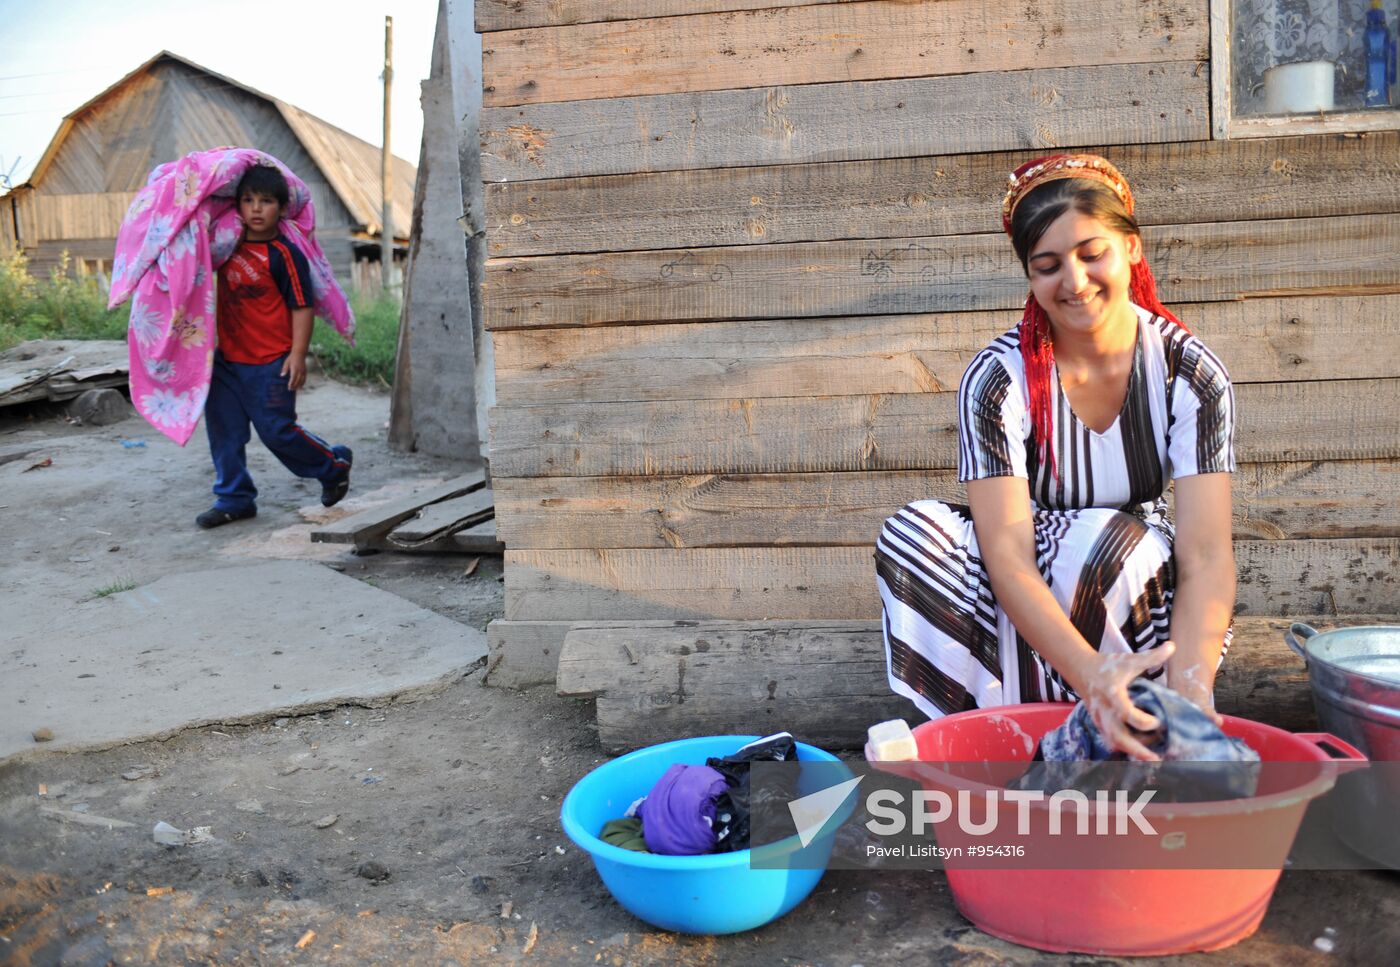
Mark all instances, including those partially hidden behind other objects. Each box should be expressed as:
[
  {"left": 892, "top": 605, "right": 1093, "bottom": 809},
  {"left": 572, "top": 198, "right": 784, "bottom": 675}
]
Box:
[{"left": 1263, "top": 60, "right": 1336, "bottom": 114}]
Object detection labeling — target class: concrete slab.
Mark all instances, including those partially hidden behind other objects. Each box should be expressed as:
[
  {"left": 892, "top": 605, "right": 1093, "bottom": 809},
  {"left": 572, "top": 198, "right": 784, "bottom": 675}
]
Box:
[{"left": 1, "top": 560, "right": 487, "bottom": 764}]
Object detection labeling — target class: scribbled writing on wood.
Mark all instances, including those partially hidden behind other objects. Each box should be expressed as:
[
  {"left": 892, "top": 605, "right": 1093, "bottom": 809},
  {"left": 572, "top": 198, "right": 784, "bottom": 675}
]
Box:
[{"left": 659, "top": 252, "right": 734, "bottom": 283}]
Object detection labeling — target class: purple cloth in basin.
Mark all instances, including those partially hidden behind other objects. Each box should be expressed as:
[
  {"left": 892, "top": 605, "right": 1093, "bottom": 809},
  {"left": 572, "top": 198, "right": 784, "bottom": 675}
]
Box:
[{"left": 637, "top": 763, "right": 729, "bottom": 855}]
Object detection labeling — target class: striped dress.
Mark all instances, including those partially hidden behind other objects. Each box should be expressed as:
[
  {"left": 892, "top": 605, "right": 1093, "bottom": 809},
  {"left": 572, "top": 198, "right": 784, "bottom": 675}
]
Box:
[{"left": 875, "top": 304, "right": 1235, "bottom": 720}]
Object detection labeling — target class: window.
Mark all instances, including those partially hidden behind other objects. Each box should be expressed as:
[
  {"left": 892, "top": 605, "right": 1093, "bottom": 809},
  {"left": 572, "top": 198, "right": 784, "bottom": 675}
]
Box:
[{"left": 1212, "top": 0, "right": 1399, "bottom": 137}]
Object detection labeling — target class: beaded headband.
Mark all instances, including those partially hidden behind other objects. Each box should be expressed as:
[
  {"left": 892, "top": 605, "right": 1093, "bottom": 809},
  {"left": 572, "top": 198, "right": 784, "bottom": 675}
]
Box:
[{"left": 1000, "top": 154, "right": 1134, "bottom": 236}]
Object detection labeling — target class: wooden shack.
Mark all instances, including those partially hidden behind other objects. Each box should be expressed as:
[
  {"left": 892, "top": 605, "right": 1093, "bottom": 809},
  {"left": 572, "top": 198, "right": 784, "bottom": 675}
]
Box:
[
  {"left": 0, "top": 51, "right": 416, "bottom": 292},
  {"left": 476, "top": 0, "right": 1400, "bottom": 749}
]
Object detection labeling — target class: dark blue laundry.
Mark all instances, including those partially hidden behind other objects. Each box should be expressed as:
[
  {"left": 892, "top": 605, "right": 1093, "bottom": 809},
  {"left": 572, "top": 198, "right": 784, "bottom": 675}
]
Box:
[
  {"left": 1010, "top": 679, "right": 1260, "bottom": 802},
  {"left": 706, "top": 732, "right": 800, "bottom": 852}
]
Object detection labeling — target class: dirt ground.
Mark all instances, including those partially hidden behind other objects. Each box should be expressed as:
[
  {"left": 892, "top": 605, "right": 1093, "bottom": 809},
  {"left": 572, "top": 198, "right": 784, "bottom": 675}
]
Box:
[{"left": 1, "top": 375, "right": 1397, "bottom": 966}]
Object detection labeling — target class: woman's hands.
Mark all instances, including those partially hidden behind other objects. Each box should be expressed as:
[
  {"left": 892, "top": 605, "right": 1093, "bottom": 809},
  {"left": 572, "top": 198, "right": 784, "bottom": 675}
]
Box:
[
  {"left": 1072, "top": 639, "right": 1224, "bottom": 760},
  {"left": 1073, "top": 641, "right": 1177, "bottom": 762}
]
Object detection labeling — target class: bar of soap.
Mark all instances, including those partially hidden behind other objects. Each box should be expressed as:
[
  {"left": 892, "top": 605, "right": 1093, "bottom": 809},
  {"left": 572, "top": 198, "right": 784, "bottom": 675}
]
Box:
[{"left": 866, "top": 719, "right": 917, "bottom": 762}]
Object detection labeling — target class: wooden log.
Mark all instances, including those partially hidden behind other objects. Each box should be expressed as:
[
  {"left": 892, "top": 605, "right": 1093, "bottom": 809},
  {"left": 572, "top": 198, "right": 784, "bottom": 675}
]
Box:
[
  {"left": 483, "top": 0, "right": 1203, "bottom": 107},
  {"left": 483, "top": 214, "right": 1400, "bottom": 329},
  {"left": 480, "top": 61, "right": 1208, "bottom": 182},
  {"left": 485, "top": 619, "right": 573, "bottom": 688},
  {"left": 554, "top": 615, "right": 1382, "bottom": 752},
  {"left": 487, "top": 378, "right": 1400, "bottom": 478},
  {"left": 504, "top": 538, "right": 1400, "bottom": 621},
  {"left": 491, "top": 459, "right": 1400, "bottom": 549},
  {"left": 478, "top": 0, "right": 846, "bottom": 32},
  {"left": 309, "top": 472, "right": 487, "bottom": 548},
  {"left": 559, "top": 621, "right": 904, "bottom": 751},
  {"left": 492, "top": 293, "right": 1400, "bottom": 404},
  {"left": 485, "top": 131, "right": 1400, "bottom": 257}
]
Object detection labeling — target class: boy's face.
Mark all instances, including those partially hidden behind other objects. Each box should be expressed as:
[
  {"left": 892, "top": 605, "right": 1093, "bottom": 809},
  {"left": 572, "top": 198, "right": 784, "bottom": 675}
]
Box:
[{"left": 238, "top": 190, "right": 283, "bottom": 238}]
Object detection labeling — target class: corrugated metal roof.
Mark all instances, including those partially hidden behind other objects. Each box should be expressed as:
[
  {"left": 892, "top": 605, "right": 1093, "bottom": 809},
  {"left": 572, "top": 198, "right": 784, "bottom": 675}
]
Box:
[{"left": 18, "top": 51, "right": 416, "bottom": 239}]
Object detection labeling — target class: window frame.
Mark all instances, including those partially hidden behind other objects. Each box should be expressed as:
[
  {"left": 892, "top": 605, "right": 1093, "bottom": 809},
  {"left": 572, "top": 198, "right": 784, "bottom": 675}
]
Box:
[{"left": 1210, "top": 0, "right": 1400, "bottom": 139}]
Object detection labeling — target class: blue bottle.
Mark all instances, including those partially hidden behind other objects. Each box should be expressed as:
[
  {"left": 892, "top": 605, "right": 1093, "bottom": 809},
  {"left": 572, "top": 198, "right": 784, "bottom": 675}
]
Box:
[{"left": 1364, "top": 0, "right": 1397, "bottom": 108}]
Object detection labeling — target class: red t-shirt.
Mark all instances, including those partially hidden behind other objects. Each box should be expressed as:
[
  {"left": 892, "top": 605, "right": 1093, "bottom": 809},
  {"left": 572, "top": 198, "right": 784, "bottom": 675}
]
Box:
[{"left": 216, "top": 234, "right": 312, "bottom": 364}]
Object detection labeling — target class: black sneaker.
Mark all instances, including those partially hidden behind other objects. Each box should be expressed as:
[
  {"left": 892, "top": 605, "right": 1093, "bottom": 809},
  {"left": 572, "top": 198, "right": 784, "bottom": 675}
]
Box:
[
  {"left": 321, "top": 447, "right": 353, "bottom": 507},
  {"left": 196, "top": 505, "right": 257, "bottom": 529}
]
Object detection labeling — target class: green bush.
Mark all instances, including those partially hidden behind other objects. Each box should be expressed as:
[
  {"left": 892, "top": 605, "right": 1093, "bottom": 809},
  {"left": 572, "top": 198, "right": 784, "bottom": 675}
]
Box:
[
  {"left": 0, "top": 251, "right": 401, "bottom": 387},
  {"left": 309, "top": 292, "right": 401, "bottom": 386},
  {"left": 0, "top": 251, "right": 130, "bottom": 350}
]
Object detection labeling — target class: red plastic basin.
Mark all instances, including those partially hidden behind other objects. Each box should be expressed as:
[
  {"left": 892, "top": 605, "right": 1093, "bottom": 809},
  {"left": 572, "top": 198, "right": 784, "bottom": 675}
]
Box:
[{"left": 902, "top": 704, "right": 1362, "bottom": 956}]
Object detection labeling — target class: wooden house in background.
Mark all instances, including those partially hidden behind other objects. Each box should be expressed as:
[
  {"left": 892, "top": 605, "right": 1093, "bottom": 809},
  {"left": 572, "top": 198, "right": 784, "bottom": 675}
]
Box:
[
  {"left": 476, "top": 0, "right": 1400, "bottom": 748},
  {"left": 0, "top": 51, "right": 416, "bottom": 294}
]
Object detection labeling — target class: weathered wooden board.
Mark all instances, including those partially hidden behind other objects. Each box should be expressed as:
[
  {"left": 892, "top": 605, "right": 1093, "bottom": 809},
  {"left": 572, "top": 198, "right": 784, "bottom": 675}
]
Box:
[
  {"left": 386, "top": 489, "right": 495, "bottom": 543},
  {"left": 485, "top": 131, "right": 1400, "bottom": 257},
  {"left": 488, "top": 378, "right": 1400, "bottom": 478},
  {"left": 503, "top": 539, "right": 1400, "bottom": 621},
  {"left": 483, "top": 214, "right": 1400, "bottom": 330},
  {"left": 480, "top": 62, "right": 1207, "bottom": 182},
  {"left": 483, "top": 0, "right": 1203, "bottom": 107},
  {"left": 309, "top": 472, "right": 487, "bottom": 548},
  {"left": 1230, "top": 461, "right": 1400, "bottom": 542},
  {"left": 478, "top": 0, "right": 845, "bottom": 32},
  {"left": 491, "top": 459, "right": 1400, "bottom": 549},
  {"left": 492, "top": 293, "right": 1400, "bottom": 404},
  {"left": 383, "top": 519, "right": 504, "bottom": 555},
  {"left": 492, "top": 469, "right": 956, "bottom": 550},
  {"left": 554, "top": 615, "right": 1361, "bottom": 750}
]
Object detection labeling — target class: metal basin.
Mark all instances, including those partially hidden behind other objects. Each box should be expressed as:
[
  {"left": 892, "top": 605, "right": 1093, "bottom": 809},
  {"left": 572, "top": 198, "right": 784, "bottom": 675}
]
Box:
[{"left": 1285, "top": 623, "right": 1400, "bottom": 868}]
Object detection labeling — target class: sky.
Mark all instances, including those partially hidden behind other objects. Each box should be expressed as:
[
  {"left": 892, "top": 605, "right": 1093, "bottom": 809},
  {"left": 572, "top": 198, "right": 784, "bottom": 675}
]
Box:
[{"left": 0, "top": 0, "right": 477, "bottom": 188}]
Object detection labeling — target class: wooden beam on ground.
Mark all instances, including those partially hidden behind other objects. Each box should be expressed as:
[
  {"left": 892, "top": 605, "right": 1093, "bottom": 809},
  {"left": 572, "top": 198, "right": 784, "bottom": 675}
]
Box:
[
  {"left": 491, "top": 458, "right": 1400, "bottom": 549},
  {"left": 492, "top": 293, "right": 1400, "bottom": 404},
  {"left": 483, "top": 0, "right": 1203, "bottom": 107},
  {"left": 555, "top": 615, "right": 1380, "bottom": 752},
  {"left": 485, "top": 131, "right": 1400, "bottom": 257},
  {"left": 504, "top": 538, "right": 1400, "bottom": 621},
  {"left": 485, "top": 619, "right": 571, "bottom": 688},
  {"left": 483, "top": 214, "right": 1400, "bottom": 329},
  {"left": 488, "top": 378, "right": 1400, "bottom": 478},
  {"left": 0, "top": 340, "right": 130, "bottom": 407},
  {"left": 309, "top": 472, "right": 487, "bottom": 549},
  {"left": 480, "top": 61, "right": 1207, "bottom": 182}
]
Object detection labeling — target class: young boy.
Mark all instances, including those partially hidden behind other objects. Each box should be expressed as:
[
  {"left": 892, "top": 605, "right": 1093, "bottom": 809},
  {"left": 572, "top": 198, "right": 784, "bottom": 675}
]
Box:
[{"left": 197, "top": 164, "right": 352, "bottom": 528}]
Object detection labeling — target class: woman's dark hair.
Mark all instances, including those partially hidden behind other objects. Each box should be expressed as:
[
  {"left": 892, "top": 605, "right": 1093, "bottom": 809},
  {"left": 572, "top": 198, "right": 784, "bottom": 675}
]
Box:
[
  {"left": 235, "top": 164, "right": 290, "bottom": 208},
  {"left": 1008, "top": 178, "right": 1140, "bottom": 274}
]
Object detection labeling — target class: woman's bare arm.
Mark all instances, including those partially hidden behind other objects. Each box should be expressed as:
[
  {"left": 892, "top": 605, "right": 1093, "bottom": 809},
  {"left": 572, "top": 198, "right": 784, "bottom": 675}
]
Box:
[
  {"left": 967, "top": 476, "right": 1172, "bottom": 759},
  {"left": 1165, "top": 472, "right": 1235, "bottom": 718}
]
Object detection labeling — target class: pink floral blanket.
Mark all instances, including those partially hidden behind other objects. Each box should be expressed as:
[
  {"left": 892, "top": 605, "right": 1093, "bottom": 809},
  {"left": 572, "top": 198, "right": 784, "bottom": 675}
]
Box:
[{"left": 109, "top": 148, "right": 354, "bottom": 445}]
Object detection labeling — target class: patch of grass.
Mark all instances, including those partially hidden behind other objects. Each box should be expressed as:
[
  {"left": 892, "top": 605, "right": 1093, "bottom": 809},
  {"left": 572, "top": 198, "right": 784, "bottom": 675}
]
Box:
[
  {"left": 309, "top": 293, "right": 400, "bottom": 387},
  {"left": 91, "top": 577, "right": 138, "bottom": 599},
  {"left": 0, "top": 251, "right": 130, "bottom": 351}
]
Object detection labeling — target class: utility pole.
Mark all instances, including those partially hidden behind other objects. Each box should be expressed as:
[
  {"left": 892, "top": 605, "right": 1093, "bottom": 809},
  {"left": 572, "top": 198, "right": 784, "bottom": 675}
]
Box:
[{"left": 381, "top": 14, "right": 394, "bottom": 290}]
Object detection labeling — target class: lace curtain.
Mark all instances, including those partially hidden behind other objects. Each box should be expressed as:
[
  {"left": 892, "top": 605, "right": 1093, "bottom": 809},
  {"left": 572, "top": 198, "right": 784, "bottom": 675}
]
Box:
[{"left": 1232, "top": 0, "right": 1399, "bottom": 114}]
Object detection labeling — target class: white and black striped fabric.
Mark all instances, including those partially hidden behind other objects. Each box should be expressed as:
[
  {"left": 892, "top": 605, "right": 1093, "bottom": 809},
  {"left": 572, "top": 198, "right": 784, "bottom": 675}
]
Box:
[{"left": 876, "top": 305, "right": 1235, "bottom": 719}]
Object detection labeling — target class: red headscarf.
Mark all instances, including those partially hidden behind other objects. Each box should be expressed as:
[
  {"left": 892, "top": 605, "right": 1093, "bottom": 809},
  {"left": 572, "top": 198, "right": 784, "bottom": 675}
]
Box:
[{"left": 1001, "top": 154, "right": 1186, "bottom": 482}]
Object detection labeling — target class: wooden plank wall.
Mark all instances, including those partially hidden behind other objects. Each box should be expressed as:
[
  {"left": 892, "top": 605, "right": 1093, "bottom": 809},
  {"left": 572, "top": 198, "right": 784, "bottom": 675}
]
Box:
[{"left": 480, "top": 0, "right": 1400, "bottom": 686}]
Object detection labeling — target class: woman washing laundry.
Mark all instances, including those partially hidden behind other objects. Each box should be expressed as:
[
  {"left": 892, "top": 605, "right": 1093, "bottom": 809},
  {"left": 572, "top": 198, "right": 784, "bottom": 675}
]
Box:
[{"left": 875, "top": 155, "right": 1237, "bottom": 761}]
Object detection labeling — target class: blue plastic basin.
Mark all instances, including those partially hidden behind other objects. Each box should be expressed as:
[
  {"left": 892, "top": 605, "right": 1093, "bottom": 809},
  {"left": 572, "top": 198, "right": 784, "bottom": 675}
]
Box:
[{"left": 559, "top": 735, "right": 855, "bottom": 935}]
